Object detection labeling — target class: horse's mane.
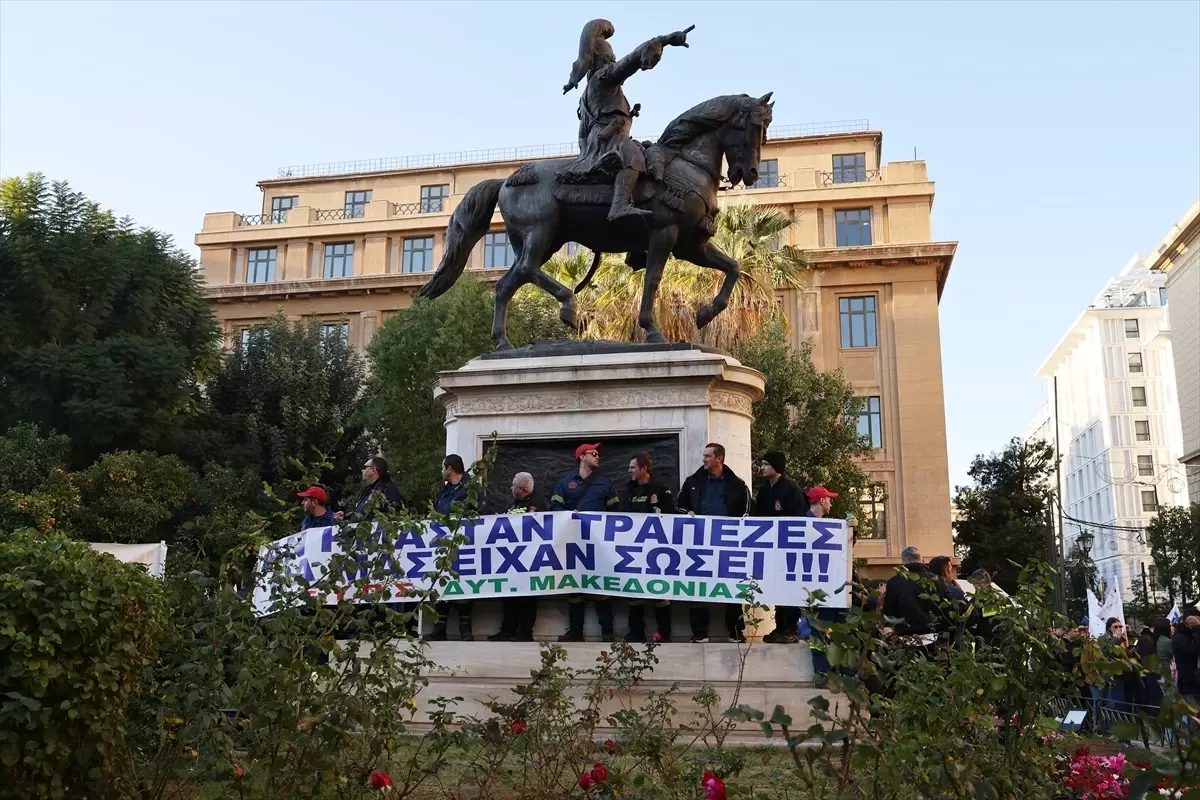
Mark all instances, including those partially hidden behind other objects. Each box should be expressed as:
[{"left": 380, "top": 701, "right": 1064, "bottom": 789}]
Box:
[{"left": 656, "top": 94, "right": 754, "bottom": 149}]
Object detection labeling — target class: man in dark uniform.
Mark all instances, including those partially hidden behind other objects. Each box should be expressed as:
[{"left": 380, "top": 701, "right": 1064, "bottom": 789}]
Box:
[
  {"left": 676, "top": 443, "right": 752, "bottom": 643},
  {"left": 344, "top": 456, "right": 404, "bottom": 520},
  {"left": 621, "top": 452, "right": 675, "bottom": 642},
  {"left": 753, "top": 451, "right": 807, "bottom": 644},
  {"left": 426, "top": 454, "right": 475, "bottom": 641},
  {"left": 552, "top": 443, "right": 620, "bottom": 641},
  {"left": 488, "top": 472, "right": 546, "bottom": 642},
  {"left": 560, "top": 19, "right": 693, "bottom": 222}
]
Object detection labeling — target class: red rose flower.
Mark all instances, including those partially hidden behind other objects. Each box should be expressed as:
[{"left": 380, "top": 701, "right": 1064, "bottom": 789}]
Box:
[
  {"left": 652, "top": 632, "right": 662, "bottom": 642},
  {"left": 369, "top": 770, "right": 392, "bottom": 790},
  {"left": 590, "top": 763, "right": 608, "bottom": 783},
  {"left": 578, "top": 772, "right": 593, "bottom": 790},
  {"left": 702, "top": 771, "right": 727, "bottom": 800},
  {"left": 511, "top": 720, "right": 526, "bottom": 734},
  {"left": 603, "top": 738, "right": 616, "bottom": 754}
]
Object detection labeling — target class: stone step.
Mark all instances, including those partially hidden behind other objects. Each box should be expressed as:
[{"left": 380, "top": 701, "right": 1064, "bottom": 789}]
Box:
[{"left": 411, "top": 641, "right": 830, "bottom": 743}]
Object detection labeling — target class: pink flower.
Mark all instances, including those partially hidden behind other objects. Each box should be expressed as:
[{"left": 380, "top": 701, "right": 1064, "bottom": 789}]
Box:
[
  {"left": 590, "top": 763, "right": 608, "bottom": 784},
  {"left": 603, "top": 738, "right": 616, "bottom": 754},
  {"left": 511, "top": 720, "right": 526, "bottom": 734},
  {"left": 578, "top": 772, "right": 593, "bottom": 790},
  {"left": 703, "top": 770, "right": 727, "bottom": 800},
  {"left": 652, "top": 632, "right": 662, "bottom": 642},
  {"left": 369, "top": 770, "right": 392, "bottom": 791}
]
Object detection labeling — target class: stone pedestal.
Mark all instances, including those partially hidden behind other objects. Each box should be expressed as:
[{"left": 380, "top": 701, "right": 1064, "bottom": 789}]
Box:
[{"left": 431, "top": 342, "right": 769, "bottom": 642}]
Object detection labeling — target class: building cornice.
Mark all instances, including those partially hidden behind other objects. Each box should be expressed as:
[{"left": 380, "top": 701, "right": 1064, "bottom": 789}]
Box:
[{"left": 805, "top": 241, "right": 957, "bottom": 299}]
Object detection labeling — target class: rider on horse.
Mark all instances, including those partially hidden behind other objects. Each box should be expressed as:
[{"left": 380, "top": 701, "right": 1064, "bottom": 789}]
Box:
[{"left": 560, "top": 19, "right": 694, "bottom": 223}]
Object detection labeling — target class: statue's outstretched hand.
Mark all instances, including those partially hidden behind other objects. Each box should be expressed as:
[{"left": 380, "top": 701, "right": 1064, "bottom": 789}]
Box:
[{"left": 665, "top": 24, "right": 695, "bottom": 47}]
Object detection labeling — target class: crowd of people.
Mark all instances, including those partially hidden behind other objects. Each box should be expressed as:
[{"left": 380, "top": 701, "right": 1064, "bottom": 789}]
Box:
[{"left": 291, "top": 441, "right": 845, "bottom": 645}]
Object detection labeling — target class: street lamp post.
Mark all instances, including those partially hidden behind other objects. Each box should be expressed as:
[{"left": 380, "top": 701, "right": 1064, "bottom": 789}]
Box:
[{"left": 1078, "top": 529, "right": 1095, "bottom": 593}]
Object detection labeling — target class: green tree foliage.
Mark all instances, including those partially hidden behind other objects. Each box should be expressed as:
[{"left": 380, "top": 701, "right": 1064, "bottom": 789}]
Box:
[
  {"left": 0, "top": 531, "right": 167, "bottom": 798},
  {"left": 204, "top": 312, "right": 368, "bottom": 493},
  {"left": 0, "top": 424, "right": 79, "bottom": 532},
  {"left": 0, "top": 174, "right": 220, "bottom": 466},
  {"left": 953, "top": 437, "right": 1057, "bottom": 592},
  {"left": 70, "top": 450, "right": 197, "bottom": 544},
  {"left": 1147, "top": 502, "right": 1200, "bottom": 606},
  {"left": 366, "top": 277, "right": 495, "bottom": 506},
  {"left": 733, "top": 322, "right": 872, "bottom": 521}
]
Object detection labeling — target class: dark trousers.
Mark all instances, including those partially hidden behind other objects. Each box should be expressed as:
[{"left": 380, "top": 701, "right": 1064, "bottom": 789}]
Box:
[
  {"left": 496, "top": 596, "right": 538, "bottom": 639},
  {"left": 809, "top": 608, "right": 846, "bottom": 675},
  {"left": 431, "top": 600, "right": 474, "bottom": 636},
  {"left": 628, "top": 601, "right": 672, "bottom": 640},
  {"left": 567, "top": 596, "right": 613, "bottom": 635},
  {"left": 689, "top": 603, "right": 744, "bottom": 639},
  {"left": 772, "top": 606, "right": 801, "bottom": 635}
]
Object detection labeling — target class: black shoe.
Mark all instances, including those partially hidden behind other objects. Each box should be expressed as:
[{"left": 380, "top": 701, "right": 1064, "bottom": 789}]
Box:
[
  {"left": 689, "top": 634, "right": 710, "bottom": 643},
  {"left": 729, "top": 631, "right": 747, "bottom": 644},
  {"left": 511, "top": 633, "right": 535, "bottom": 642},
  {"left": 423, "top": 628, "right": 447, "bottom": 642},
  {"left": 762, "top": 630, "right": 784, "bottom": 643},
  {"left": 487, "top": 630, "right": 514, "bottom": 642},
  {"left": 558, "top": 628, "right": 585, "bottom": 642}
]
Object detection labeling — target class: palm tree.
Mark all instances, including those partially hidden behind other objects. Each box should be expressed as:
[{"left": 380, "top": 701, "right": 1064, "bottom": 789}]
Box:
[{"left": 537, "top": 204, "right": 808, "bottom": 350}]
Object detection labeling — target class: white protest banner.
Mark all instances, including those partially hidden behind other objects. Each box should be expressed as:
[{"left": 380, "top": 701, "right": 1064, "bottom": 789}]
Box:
[
  {"left": 252, "top": 512, "right": 851, "bottom": 615},
  {"left": 90, "top": 541, "right": 168, "bottom": 578}
]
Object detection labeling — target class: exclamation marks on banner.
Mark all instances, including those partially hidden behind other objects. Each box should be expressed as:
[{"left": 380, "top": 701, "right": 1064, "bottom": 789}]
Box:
[
  {"left": 801, "top": 553, "right": 814, "bottom": 582},
  {"left": 785, "top": 552, "right": 797, "bottom": 581},
  {"left": 818, "top": 553, "right": 830, "bottom": 583}
]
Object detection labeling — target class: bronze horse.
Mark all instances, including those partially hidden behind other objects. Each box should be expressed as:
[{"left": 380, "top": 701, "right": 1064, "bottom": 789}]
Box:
[{"left": 417, "top": 92, "right": 775, "bottom": 349}]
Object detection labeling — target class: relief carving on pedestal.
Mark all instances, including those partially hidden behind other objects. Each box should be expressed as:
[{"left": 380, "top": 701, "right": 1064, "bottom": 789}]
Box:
[
  {"left": 709, "top": 390, "right": 754, "bottom": 416},
  {"left": 450, "top": 387, "right": 707, "bottom": 416}
]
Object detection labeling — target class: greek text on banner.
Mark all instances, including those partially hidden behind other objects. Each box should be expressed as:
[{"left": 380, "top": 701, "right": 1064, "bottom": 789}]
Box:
[{"left": 252, "top": 512, "right": 851, "bottom": 614}]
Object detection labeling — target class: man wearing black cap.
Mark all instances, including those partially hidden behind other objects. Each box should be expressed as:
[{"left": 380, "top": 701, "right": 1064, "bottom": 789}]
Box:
[
  {"left": 622, "top": 452, "right": 675, "bottom": 642},
  {"left": 297, "top": 485, "right": 337, "bottom": 532},
  {"left": 552, "top": 443, "right": 619, "bottom": 641},
  {"left": 753, "top": 452, "right": 806, "bottom": 644},
  {"left": 426, "top": 454, "right": 477, "bottom": 641}
]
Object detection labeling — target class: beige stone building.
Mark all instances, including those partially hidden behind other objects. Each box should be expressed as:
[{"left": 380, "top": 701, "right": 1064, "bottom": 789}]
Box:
[{"left": 196, "top": 119, "right": 957, "bottom": 569}]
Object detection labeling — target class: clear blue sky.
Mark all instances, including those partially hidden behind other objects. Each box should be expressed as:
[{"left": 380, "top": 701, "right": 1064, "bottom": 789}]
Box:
[{"left": 2, "top": 1, "right": 1198, "bottom": 491}]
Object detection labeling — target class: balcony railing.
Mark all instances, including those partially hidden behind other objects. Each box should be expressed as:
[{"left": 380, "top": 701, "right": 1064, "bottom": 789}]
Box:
[
  {"left": 393, "top": 200, "right": 444, "bottom": 215},
  {"left": 239, "top": 212, "right": 287, "bottom": 226},
  {"left": 821, "top": 169, "right": 882, "bottom": 186},
  {"left": 315, "top": 208, "right": 348, "bottom": 221},
  {"left": 743, "top": 174, "right": 788, "bottom": 190}
]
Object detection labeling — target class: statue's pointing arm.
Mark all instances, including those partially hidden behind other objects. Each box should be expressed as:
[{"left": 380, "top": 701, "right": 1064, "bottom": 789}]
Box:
[{"left": 600, "top": 25, "right": 694, "bottom": 87}]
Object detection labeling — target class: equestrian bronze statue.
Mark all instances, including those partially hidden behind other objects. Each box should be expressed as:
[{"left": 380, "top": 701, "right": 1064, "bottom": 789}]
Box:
[{"left": 417, "top": 20, "right": 774, "bottom": 350}]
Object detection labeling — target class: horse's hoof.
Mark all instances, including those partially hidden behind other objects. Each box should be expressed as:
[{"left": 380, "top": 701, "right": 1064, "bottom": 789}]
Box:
[
  {"left": 696, "top": 305, "right": 716, "bottom": 329},
  {"left": 495, "top": 338, "right": 514, "bottom": 351},
  {"left": 560, "top": 305, "right": 579, "bottom": 331},
  {"left": 645, "top": 329, "right": 667, "bottom": 344}
]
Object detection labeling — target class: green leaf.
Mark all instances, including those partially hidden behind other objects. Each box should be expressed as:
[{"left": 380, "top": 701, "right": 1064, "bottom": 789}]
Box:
[
  {"left": 1110, "top": 720, "right": 1141, "bottom": 741},
  {"left": 760, "top": 721, "right": 774, "bottom": 738},
  {"left": 972, "top": 780, "right": 998, "bottom": 800},
  {"left": 1127, "top": 771, "right": 1160, "bottom": 800}
]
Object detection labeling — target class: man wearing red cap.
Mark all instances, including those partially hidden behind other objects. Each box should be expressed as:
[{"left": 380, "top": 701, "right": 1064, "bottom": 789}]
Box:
[
  {"left": 297, "top": 486, "right": 337, "bottom": 532},
  {"left": 552, "top": 443, "right": 620, "bottom": 641},
  {"left": 802, "top": 485, "right": 840, "bottom": 679}
]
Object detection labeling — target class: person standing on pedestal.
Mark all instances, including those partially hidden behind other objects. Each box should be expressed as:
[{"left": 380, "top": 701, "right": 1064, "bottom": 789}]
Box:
[
  {"left": 488, "top": 472, "right": 546, "bottom": 642},
  {"left": 676, "top": 443, "right": 752, "bottom": 643},
  {"left": 753, "top": 452, "right": 806, "bottom": 643},
  {"left": 426, "top": 454, "right": 476, "bottom": 641},
  {"left": 552, "top": 443, "right": 620, "bottom": 642},
  {"left": 621, "top": 452, "right": 675, "bottom": 642}
]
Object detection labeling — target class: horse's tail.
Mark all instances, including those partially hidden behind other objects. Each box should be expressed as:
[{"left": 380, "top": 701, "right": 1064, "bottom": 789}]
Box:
[
  {"left": 573, "top": 250, "right": 603, "bottom": 294},
  {"left": 417, "top": 179, "right": 504, "bottom": 300}
]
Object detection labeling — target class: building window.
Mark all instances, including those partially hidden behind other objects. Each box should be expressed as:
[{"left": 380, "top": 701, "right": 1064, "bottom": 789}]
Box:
[
  {"left": 1160, "top": 287, "right": 1168, "bottom": 306},
  {"left": 238, "top": 326, "right": 268, "bottom": 351},
  {"left": 1141, "top": 490, "right": 1159, "bottom": 513},
  {"left": 344, "top": 190, "right": 372, "bottom": 219},
  {"left": 1131, "top": 386, "right": 1147, "bottom": 407},
  {"left": 246, "top": 247, "right": 276, "bottom": 283},
  {"left": 402, "top": 236, "right": 434, "bottom": 273},
  {"left": 857, "top": 483, "right": 887, "bottom": 540},
  {"left": 857, "top": 396, "right": 883, "bottom": 449},
  {"left": 323, "top": 242, "right": 354, "bottom": 278},
  {"left": 832, "top": 153, "right": 867, "bottom": 183},
  {"left": 835, "top": 208, "right": 872, "bottom": 246},
  {"left": 839, "top": 295, "right": 878, "bottom": 348},
  {"left": 1124, "top": 318, "right": 1139, "bottom": 338},
  {"left": 320, "top": 322, "right": 349, "bottom": 348},
  {"left": 420, "top": 184, "right": 449, "bottom": 213},
  {"left": 1137, "top": 455, "right": 1154, "bottom": 477},
  {"left": 484, "top": 231, "right": 515, "bottom": 269},
  {"left": 270, "top": 195, "right": 298, "bottom": 222},
  {"left": 746, "top": 159, "right": 779, "bottom": 189},
  {"left": 1135, "top": 420, "right": 1151, "bottom": 442},
  {"left": 1128, "top": 352, "right": 1143, "bottom": 374},
  {"left": 763, "top": 235, "right": 782, "bottom": 252}
]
